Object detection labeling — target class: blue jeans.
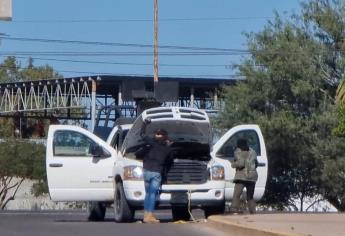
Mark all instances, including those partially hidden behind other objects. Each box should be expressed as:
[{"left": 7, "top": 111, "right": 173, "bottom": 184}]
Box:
[{"left": 143, "top": 170, "right": 162, "bottom": 212}]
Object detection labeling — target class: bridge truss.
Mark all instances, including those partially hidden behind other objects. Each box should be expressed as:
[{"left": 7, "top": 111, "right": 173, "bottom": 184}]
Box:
[
  {"left": 0, "top": 75, "right": 234, "bottom": 131},
  {"left": 0, "top": 78, "right": 92, "bottom": 116}
]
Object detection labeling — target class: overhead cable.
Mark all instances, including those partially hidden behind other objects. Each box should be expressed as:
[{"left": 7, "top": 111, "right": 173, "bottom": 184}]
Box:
[
  {"left": 0, "top": 64, "right": 240, "bottom": 79},
  {"left": 4, "top": 56, "right": 228, "bottom": 67},
  {"left": 0, "top": 36, "right": 248, "bottom": 52},
  {"left": 10, "top": 16, "right": 273, "bottom": 23}
]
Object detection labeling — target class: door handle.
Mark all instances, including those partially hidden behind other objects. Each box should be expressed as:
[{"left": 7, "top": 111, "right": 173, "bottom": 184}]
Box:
[
  {"left": 257, "top": 162, "right": 266, "bottom": 167},
  {"left": 49, "top": 163, "right": 63, "bottom": 168}
]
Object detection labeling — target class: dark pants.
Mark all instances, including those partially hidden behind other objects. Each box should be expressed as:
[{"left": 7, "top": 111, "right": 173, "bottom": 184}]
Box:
[{"left": 230, "top": 181, "right": 256, "bottom": 214}]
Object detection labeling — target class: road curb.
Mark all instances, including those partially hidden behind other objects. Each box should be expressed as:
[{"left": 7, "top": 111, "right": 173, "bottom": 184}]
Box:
[{"left": 207, "top": 215, "right": 304, "bottom": 236}]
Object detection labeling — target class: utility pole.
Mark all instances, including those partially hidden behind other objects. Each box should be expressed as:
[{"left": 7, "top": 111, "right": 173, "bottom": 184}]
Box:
[
  {"left": 0, "top": 0, "right": 12, "bottom": 45},
  {"left": 0, "top": 0, "right": 12, "bottom": 21},
  {"left": 153, "top": 0, "right": 159, "bottom": 84}
]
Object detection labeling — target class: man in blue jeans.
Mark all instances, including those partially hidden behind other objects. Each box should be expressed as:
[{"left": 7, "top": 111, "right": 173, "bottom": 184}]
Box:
[{"left": 140, "top": 118, "right": 173, "bottom": 223}]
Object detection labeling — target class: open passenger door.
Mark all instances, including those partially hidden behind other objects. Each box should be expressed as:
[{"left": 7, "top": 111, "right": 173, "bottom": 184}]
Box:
[
  {"left": 46, "top": 125, "right": 115, "bottom": 201},
  {"left": 211, "top": 125, "right": 268, "bottom": 201}
]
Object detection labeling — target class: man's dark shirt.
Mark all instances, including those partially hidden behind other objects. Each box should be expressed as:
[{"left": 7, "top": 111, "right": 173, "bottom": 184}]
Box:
[{"left": 140, "top": 125, "right": 173, "bottom": 174}]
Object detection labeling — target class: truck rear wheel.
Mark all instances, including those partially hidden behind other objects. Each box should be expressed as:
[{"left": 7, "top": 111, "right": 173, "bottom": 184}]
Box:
[
  {"left": 87, "top": 202, "right": 106, "bottom": 221},
  {"left": 114, "top": 182, "right": 134, "bottom": 222},
  {"left": 171, "top": 206, "right": 191, "bottom": 221}
]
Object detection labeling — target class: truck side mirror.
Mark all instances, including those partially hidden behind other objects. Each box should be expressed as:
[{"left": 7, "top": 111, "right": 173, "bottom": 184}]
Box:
[{"left": 91, "top": 144, "right": 111, "bottom": 158}]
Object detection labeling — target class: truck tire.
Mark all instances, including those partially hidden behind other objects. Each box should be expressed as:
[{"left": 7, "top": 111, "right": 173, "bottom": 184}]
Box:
[
  {"left": 87, "top": 202, "right": 106, "bottom": 221},
  {"left": 171, "top": 206, "right": 191, "bottom": 221},
  {"left": 204, "top": 203, "right": 225, "bottom": 219},
  {"left": 114, "top": 182, "right": 134, "bottom": 222}
]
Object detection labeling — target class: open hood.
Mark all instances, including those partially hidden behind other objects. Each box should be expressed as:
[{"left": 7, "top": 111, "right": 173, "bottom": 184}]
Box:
[{"left": 122, "top": 107, "right": 211, "bottom": 154}]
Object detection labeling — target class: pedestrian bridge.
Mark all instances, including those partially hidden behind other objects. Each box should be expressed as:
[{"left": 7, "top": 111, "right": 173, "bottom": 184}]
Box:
[
  {"left": 0, "top": 75, "right": 235, "bottom": 130},
  {"left": 0, "top": 77, "right": 92, "bottom": 115}
]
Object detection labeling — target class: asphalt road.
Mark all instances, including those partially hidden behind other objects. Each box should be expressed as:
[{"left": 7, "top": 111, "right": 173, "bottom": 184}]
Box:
[{"left": 0, "top": 210, "right": 231, "bottom": 236}]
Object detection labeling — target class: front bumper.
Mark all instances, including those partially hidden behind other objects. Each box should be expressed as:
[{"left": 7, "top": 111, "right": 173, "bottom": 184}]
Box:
[{"left": 123, "top": 180, "right": 225, "bottom": 209}]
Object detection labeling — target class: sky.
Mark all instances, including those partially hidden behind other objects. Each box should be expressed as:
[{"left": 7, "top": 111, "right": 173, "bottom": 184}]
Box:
[{"left": 0, "top": 0, "right": 302, "bottom": 79}]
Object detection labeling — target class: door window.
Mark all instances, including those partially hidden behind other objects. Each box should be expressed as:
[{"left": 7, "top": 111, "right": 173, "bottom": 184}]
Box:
[
  {"left": 216, "top": 130, "right": 261, "bottom": 160},
  {"left": 53, "top": 130, "right": 97, "bottom": 157}
]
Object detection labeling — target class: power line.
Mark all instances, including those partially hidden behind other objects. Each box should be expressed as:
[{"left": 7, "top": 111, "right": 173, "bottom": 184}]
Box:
[
  {"left": 0, "top": 36, "right": 248, "bottom": 52},
  {"left": 0, "top": 37, "right": 340, "bottom": 56},
  {"left": 0, "top": 64, "right": 239, "bottom": 79},
  {"left": 0, "top": 51, "right": 247, "bottom": 56},
  {"left": 0, "top": 55, "right": 266, "bottom": 68},
  {"left": 0, "top": 49, "right": 337, "bottom": 57},
  {"left": 56, "top": 70, "right": 238, "bottom": 78},
  {"left": 0, "top": 55, "right": 229, "bottom": 67},
  {"left": 9, "top": 16, "right": 273, "bottom": 23},
  {"left": 0, "top": 51, "right": 250, "bottom": 56}
]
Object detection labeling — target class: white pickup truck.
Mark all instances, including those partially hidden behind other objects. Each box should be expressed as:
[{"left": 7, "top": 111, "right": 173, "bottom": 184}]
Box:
[{"left": 46, "top": 106, "right": 267, "bottom": 222}]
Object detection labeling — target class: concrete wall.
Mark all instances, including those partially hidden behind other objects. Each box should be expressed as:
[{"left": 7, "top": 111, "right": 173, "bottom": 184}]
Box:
[{"left": 4, "top": 179, "right": 83, "bottom": 210}]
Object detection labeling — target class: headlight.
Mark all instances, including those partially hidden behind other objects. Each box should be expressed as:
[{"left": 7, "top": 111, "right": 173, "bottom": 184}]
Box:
[
  {"left": 123, "top": 166, "right": 143, "bottom": 180},
  {"left": 211, "top": 165, "right": 224, "bottom": 180}
]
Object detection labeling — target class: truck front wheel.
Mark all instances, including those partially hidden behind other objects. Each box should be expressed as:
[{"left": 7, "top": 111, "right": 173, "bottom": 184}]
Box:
[
  {"left": 171, "top": 206, "right": 191, "bottom": 221},
  {"left": 114, "top": 182, "right": 134, "bottom": 222},
  {"left": 87, "top": 202, "right": 106, "bottom": 221}
]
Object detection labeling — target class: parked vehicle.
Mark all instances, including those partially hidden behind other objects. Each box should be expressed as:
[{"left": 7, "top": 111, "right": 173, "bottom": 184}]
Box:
[{"left": 46, "top": 106, "right": 267, "bottom": 222}]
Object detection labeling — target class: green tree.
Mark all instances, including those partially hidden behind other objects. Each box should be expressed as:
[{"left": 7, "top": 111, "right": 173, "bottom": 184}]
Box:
[
  {"left": 0, "top": 57, "right": 21, "bottom": 83},
  {"left": 217, "top": 0, "right": 345, "bottom": 211},
  {"left": 19, "top": 57, "right": 61, "bottom": 82},
  {"left": 0, "top": 56, "right": 61, "bottom": 138},
  {"left": 302, "top": 0, "right": 345, "bottom": 211},
  {"left": 333, "top": 79, "right": 345, "bottom": 136},
  {"left": 0, "top": 56, "right": 61, "bottom": 83},
  {"left": 0, "top": 140, "right": 46, "bottom": 209},
  {"left": 0, "top": 57, "right": 60, "bottom": 209}
]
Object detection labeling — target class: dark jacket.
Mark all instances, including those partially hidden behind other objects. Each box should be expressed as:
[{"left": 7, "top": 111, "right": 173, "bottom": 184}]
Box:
[{"left": 140, "top": 123, "right": 173, "bottom": 174}]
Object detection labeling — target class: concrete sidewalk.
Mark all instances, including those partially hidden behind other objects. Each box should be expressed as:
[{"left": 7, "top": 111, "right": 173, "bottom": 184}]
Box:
[{"left": 208, "top": 213, "right": 345, "bottom": 236}]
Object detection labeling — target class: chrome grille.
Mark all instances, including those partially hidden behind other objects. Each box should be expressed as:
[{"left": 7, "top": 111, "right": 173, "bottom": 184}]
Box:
[{"left": 164, "top": 160, "right": 208, "bottom": 184}]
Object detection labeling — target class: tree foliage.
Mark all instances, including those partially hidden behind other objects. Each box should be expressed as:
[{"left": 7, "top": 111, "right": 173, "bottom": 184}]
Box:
[
  {"left": 217, "top": 0, "right": 345, "bottom": 211},
  {"left": 333, "top": 79, "right": 345, "bottom": 136},
  {"left": 0, "top": 57, "right": 59, "bottom": 209},
  {"left": 0, "top": 57, "right": 61, "bottom": 138},
  {"left": 0, "top": 140, "right": 46, "bottom": 209},
  {"left": 0, "top": 56, "right": 61, "bottom": 83}
]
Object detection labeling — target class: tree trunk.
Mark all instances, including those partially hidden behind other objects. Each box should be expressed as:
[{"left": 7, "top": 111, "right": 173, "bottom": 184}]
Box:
[
  {"left": 300, "top": 196, "right": 304, "bottom": 212},
  {"left": 0, "top": 178, "right": 24, "bottom": 210}
]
